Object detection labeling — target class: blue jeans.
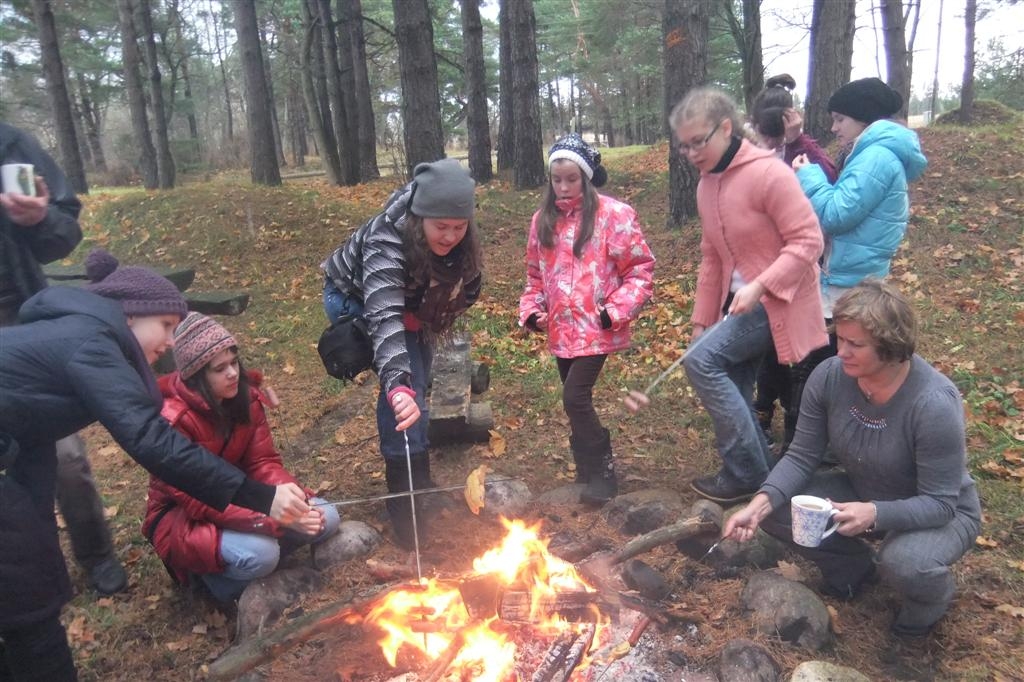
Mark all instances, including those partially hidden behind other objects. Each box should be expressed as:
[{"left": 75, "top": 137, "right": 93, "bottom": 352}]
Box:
[
  {"left": 323, "top": 278, "right": 432, "bottom": 460},
  {"left": 683, "top": 304, "right": 773, "bottom": 486},
  {"left": 201, "top": 498, "right": 341, "bottom": 602},
  {"left": 761, "top": 470, "right": 980, "bottom": 633}
]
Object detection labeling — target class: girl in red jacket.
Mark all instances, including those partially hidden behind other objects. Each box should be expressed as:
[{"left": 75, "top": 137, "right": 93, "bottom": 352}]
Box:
[
  {"left": 519, "top": 134, "right": 655, "bottom": 506},
  {"left": 144, "top": 313, "right": 340, "bottom": 602}
]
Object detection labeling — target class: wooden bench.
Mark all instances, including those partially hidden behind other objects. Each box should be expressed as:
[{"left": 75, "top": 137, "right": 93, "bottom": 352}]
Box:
[{"left": 43, "top": 263, "right": 250, "bottom": 317}]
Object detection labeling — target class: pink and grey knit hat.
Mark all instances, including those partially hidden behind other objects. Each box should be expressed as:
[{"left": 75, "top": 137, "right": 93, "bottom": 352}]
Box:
[
  {"left": 173, "top": 312, "right": 238, "bottom": 380},
  {"left": 84, "top": 249, "right": 188, "bottom": 319}
]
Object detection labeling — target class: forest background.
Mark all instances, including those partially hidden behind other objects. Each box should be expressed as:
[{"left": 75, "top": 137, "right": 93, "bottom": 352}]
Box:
[{"left": 0, "top": 0, "right": 1023, "bottom": 680}]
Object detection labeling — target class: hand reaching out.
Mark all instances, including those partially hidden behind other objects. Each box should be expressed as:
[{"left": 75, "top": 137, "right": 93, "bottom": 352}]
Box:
[
  {"left": 269, "top": 482, "right": 310, "bottom": 524},
  {"left": 0, "top": 176, "right": 49, "bottom": 226}
]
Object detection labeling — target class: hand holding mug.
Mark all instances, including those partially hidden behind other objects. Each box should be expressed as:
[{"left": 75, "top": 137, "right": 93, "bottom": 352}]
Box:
[
  {"left": 830, "top": 500, "right": 878, "bottom": 536},
  {"left": 0, "top": 174, "right": 49, "bottom": 226}
]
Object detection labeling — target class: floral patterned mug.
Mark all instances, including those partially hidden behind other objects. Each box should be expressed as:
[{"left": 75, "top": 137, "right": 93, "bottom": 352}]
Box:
[{"left": 791, "top": 495, "right": 840, "bottom": 547}]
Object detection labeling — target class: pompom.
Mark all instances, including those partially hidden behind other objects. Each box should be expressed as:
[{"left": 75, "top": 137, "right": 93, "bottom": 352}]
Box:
[
  {"left": 85, "top": 248, "right": 119, "bottom": 283},
  {"left": 591, "top": 165, "right": 608, "bottom": 188}
]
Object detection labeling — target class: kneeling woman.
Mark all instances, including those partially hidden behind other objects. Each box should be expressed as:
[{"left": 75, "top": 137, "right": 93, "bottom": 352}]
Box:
[
  {"left": 145, "top": 314, "right": 340, "bottom": 602},
  {"left": 724, "top": 280, "right": 980, "bottom": 636}
]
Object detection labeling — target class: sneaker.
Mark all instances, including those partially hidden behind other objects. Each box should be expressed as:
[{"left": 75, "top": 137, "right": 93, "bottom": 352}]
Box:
[
  {"left": 88, "top": 557, "right": 128, "bottom": 595},
  {"left": 690, "top": 472, "right": 759, "bottom": 504}
]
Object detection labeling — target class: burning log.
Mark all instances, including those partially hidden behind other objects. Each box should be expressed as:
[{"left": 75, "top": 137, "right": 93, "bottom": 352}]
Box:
[
  {"left": 530, "top": 623, "right": 596, "bottom": 682},
  {"left": 421, "top": 628, "right": 468, "bottom": 682},
  {"left": 499, "top": 589, "right": 604, "bottom": 624},
  {"left": 610, "top": 500, "right": 723, "bottom": 566}
]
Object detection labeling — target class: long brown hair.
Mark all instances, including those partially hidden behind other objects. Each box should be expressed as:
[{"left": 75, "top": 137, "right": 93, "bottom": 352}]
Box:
[
  {"left": 401, "top": 214, "right": 484, "bottom": 287},
  {"left": 183, "top": 350, "right": 251, "bottom": 438},
  {"left": 535, "top": 169, "right": 599, "bottom": 258}
]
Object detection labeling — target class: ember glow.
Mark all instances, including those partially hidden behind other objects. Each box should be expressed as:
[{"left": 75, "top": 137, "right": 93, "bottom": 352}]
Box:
[{"left": 364, "top": 518, "right": 606, "bottom": 679}]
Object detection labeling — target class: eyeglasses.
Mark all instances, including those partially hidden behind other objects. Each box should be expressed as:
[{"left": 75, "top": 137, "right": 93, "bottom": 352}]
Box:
[{"left": 677, "top": 121, "right": 722, "bottom": 154}]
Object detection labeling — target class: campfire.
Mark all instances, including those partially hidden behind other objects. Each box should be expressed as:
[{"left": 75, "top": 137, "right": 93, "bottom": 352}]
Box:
[{"left": 364, "top": 518, "right": 611, "bottom": 681}]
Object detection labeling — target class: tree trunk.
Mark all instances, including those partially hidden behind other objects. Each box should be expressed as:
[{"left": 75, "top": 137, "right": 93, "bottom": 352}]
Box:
[
  {"left": 508, "top": 0, "right": 545, "bottom": 189},
  {"left": 959, "top": 0, "right": 976, "bottom": 124},
  {"left": 70, "top": 83, "right": 92, "bottom": 169},
  {"left": 31, "top": 0, "right": 87, "bottom": 193},
  {"left": 333, "top": 0, "right": 362, "bottom": 178},
  {"left": 341, "top": 0, "right": 379, "bottom": 180},
  {"left": 301, "top": 0, "right": 342, "bottom": 184},
  {"left": 804, "top": 0, "right": 856, "bottom": 144},
  {"left": 117, "top": 0, "right": 158, "bottom": 188},
  {"left": 259, "top": 24, "right": 287, "bottom": 168},
  {"left": 722, "top": 0, "right": 764, "bottom": 112},
  {"left": 880, "top": 0, "right": 910, "bottom": 119},
  {"left": 393, "top": 0, "right": 445, "bottom": 176},
  {"left": 207, "top": 0, "right": 233, "bottom": 142},
  {"left": 233, "top": 0, "right": 281, "bottom": 185},
  {"left": 460, "top": 0, "right": 493, "bottom": 183},
  {"left": 76, "top": 72, "right": 107, "bottom": 172},
  {"left": 317, "top": 0, "right": 359, "bottom": 184},
  {"left": 496, "top": 0, "right": 514, "bottom": 172},
  {"left": 664, "top": 0, "right": 710, "bottom": 227},
  {"left": 135, "top": 0, "right": 175, "bottom": 187}
]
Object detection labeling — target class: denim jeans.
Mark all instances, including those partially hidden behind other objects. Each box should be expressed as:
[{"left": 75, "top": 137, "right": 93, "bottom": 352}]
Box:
[
  {"left": 322, "top": 277, "right": 362, "bottom": 323},
  {"left": 683, "top": 304, "right": 773, "bottom": 486},
  {"left": 324, "top": 277, "right": 433, "bottom": 460},
  {"left": 760, "top": 470, "right": 980, "bottom": 633},
  {"left": 201, "top": 498, "right": 341, "bottom": 602},
  {"left": 378, "top": 331, "right": 432, "bottom": 460}
]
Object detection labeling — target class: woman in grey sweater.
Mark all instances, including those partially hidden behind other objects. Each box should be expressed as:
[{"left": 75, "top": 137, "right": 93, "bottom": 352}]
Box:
[{"left": 724, "top": 279, "right": 980, "bottom": 637}]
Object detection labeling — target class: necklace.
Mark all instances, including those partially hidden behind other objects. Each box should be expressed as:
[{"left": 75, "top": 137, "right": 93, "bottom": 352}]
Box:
[{"left": 858, "top": 362, "right": 909, "bottom": 404}]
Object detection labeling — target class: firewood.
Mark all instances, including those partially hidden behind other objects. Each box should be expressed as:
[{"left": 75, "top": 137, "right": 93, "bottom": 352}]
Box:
[
  {"left": 421, "top": 628, "right": 468, "bottom": 682},
  {"left": 499, "top": 589, "right": 604, "bottom": 623},
  {"left": 365, "top": 558, "right": 418, "bottom": 582},
  {"left": 530, "top": 624, "right": 596, "bottom": 682},
  {"left": 207, "top": 590, "right": 384, "bottom": 680},
  {"left": 610, "top": 514, "right": 719, "bottom": 565}
]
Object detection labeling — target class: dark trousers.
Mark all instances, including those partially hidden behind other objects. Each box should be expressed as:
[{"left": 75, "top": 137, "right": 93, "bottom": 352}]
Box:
[
  {"left": 0, "top": 617, "right": 77, "bottom": 682},
  {"left": 55, "top": 435, "right": 114, "bottom": 570},
  {"left": 556, "top": 354, "right": 607, "bottom": 449}
]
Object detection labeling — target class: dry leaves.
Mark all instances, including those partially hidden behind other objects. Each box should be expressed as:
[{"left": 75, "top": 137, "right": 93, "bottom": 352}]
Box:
[
  {"left": 773, "top": 560, "right": 805, "bottom": 582},
  {"left": 488, "top": 430, "right": 507, "bottom": 458}
]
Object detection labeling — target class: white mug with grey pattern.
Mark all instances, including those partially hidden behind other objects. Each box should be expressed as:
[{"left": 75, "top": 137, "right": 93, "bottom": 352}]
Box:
[{"left": 791, "top": 495, "right": 840, "bottom": 547}]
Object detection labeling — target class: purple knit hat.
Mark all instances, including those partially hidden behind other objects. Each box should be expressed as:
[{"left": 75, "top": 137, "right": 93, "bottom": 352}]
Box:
[
  {"left": 173, "top": 312, "right": 238, "bottom": 380},
  {"left": 84, "top": 249, "right": 188, "bottom": 319}
]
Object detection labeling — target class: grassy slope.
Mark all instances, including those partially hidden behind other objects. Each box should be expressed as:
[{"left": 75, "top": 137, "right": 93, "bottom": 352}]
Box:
[{"left": 61, "top": 118, "right": 1023, "bottom": 680}]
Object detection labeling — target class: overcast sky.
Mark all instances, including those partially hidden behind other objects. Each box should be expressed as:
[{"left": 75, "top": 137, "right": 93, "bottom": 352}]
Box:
[{"left": 760, "top": 0, "right": 1024, "bottom": 101}]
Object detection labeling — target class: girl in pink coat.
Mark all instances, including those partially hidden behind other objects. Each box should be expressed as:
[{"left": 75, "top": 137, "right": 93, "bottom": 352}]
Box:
[
  {"left": 670, "top": 87, "right": 827, "bottom": 504},
  {"left": 519, "top": 134, "right": 655, "bottom": 505}
]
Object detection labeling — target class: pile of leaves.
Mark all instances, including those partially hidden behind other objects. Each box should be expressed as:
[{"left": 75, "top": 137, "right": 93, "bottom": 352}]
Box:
[{"left": 57, "top": 116, "right": 1023, "bottom": 680}]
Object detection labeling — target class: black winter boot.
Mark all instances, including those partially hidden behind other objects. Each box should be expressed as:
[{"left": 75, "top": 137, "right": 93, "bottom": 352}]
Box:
[
  {"left": 569, "top": 433, "right": 589, "bottom": 483},
  {"left": 384, "top": 458, "right": 427, "bottom": 550},
  {"left": 580, "top": 429, "right": 617, "bottom": 506}
]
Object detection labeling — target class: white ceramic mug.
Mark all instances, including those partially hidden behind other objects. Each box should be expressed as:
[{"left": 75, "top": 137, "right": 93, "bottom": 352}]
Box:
[
  {"left": 1, "top": 163, "right": 36, "bottom": 197},
  {"left": 791, "top": 495, "right": 840, "bottom": 547}
]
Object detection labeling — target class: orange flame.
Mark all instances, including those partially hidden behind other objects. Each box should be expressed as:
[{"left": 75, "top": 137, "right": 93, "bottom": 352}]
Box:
[{"left": 364, "top": 518, "right": 606, "bottom": 678}]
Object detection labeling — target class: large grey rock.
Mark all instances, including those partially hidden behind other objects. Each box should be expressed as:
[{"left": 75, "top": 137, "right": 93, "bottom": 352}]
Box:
[
  {"left": 602, "top": 489, "right": 685, "bottom": 534},
  {"left": 313, "top": 520, "right": 381, "bottom": 568},
  {"left": 482, "top": 476, "right": 532, "bottom": 518},
  {"left": 535, "top": 483, "right": 586, "bottom": 506},
  {"left": 235, "top": 567, "right": 321, "bottom": 642},
  {"left": 790, "top": 661, "right": 872, "bottom": 682},
  {"left": 741, "top": 571, "right": 832, "bottom": 651},
  {"left": 717, "top": 638, "right": 781, "bottom": 682}
]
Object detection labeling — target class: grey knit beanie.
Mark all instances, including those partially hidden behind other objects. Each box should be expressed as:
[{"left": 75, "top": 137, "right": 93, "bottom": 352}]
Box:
[
  {"left": 84, "top": 249, "right": 188, "bottom": 319},
  {"left": 409, "top": 159, "right": 476, "bottom": 219}
]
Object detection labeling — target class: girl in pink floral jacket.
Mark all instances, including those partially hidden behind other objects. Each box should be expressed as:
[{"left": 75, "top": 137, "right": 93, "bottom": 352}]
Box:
[{"left": 519, "top": 134, "right": 655, "bottom": 506}]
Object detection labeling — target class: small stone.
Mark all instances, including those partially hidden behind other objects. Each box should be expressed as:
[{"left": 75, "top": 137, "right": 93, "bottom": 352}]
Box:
[
  {"left": 482, "top": 477, "right": 532, "bottom": 518},
  {"left": 791, "top": 660, "right": 872, "bottom": 682},
  {"left": 313, "top": 520, "right": 381, "bottom": 568},
  {"left": 236, "top": 568, "right": 321, "bottom": 642},
  {"left": 602, "top": 489, "right": 685, "bottom": 533},
  {"left": 621, "top": 559, "right": 671, "bottom": 600},
  {"left": 717, "top": 638, "right": 781, "bottom": 682}
]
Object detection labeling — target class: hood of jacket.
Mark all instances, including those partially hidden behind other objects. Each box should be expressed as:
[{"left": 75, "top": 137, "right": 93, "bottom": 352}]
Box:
[
  {"left": 848, "top": 120, "right": 927, "bottom": 182},
  {"left": 21, "top": 285, "right": 131, "bottom": 334}
]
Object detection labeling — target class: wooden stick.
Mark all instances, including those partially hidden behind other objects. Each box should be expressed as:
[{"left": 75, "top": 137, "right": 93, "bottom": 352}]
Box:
[
  {"left": 611, "top": 515, "right": 719, "bottom": 565},
  {"left": 530, "top": 624, "right": 596, "bottom": 682},
  {"left": 207, "top": 590, "right": 382, "bottom": 680}
]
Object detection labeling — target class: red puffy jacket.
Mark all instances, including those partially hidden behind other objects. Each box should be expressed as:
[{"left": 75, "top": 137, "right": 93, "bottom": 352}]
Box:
[{"left": 143, "top": 371, "right": 305, "bottom": 583}]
